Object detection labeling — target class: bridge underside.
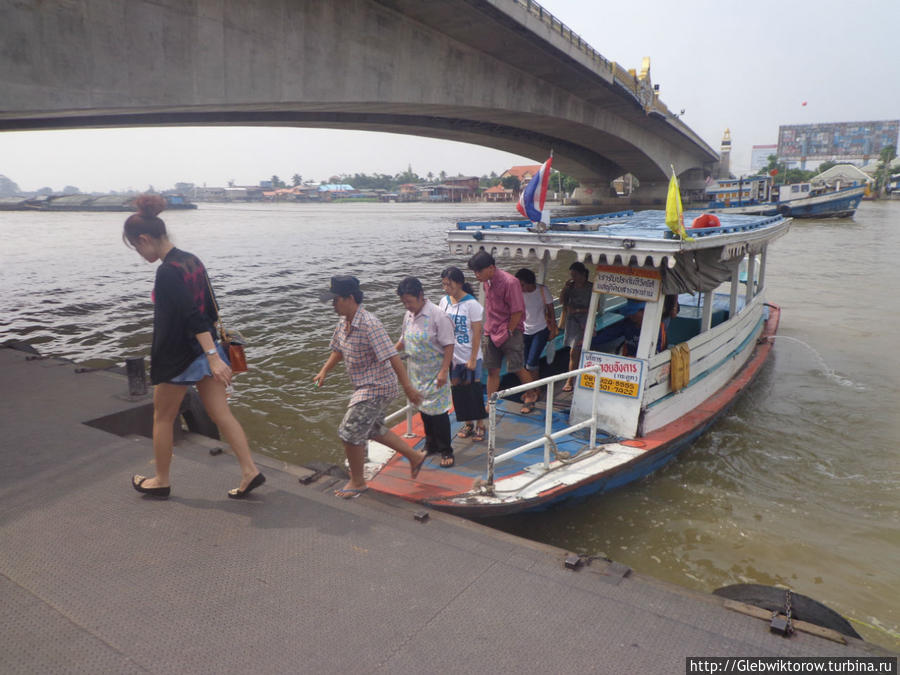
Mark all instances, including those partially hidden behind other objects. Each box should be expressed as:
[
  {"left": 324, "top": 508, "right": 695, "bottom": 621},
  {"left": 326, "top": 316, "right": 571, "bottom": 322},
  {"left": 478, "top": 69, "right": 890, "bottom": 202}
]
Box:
[
  {"left": 0, "top": 0, "right": 717, "bottom": 187},
  {"left": 0, "top": 106, "right": 635, "bottom": 183}
]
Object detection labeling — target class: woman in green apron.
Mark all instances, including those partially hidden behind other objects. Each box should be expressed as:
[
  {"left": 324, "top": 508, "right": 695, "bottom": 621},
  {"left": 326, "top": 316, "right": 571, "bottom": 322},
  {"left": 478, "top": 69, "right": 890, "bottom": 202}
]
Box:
[{"left": 395, "top": 277, "right": 457, "bottom": 467}]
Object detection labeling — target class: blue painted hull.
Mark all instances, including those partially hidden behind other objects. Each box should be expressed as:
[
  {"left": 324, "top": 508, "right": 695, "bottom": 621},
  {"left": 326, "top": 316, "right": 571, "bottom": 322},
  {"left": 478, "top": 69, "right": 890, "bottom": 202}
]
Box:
[
  {"left": 707, "top": 186, "right": 864, "bottom": 219},
  {"left": 780, "top": 190, "right": 862, "bottom": 218}
]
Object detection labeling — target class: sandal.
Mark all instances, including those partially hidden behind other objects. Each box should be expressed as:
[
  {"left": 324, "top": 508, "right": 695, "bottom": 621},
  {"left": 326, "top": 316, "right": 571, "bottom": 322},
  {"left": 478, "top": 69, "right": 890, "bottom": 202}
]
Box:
[
  {"left": 520, "top": 391, "right": 538, "bottom": 414},
  {"left": 456, "top": 424, "right": 474, "bottom": 439},
  {"left": 439, "top": 453, "right": 455, "bottom": 468},
  {"left": 335, "top": 486, "right": 368, "bottom": 499},
  {"left": 472, "top": 427, "right": 486, "bottom": 442}
]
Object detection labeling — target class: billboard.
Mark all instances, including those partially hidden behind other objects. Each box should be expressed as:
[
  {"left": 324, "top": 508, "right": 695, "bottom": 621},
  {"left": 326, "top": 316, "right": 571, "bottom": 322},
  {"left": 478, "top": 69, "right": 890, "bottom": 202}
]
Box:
[
  {"left": 751, "top": 144, "right": 777, "bottom": 171},
  {"left": 778, "top": 120, "right": 899, "bottom": 162}
]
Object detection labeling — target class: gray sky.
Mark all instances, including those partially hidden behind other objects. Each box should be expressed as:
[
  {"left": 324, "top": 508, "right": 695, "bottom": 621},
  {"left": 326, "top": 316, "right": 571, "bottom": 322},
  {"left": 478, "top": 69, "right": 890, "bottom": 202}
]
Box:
[{"left": 1, "top": 0, "right": 897, "bottom": 193}]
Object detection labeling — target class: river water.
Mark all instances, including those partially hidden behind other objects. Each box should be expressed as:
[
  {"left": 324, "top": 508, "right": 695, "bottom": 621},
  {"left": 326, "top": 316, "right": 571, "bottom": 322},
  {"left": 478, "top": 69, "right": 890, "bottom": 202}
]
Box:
[{"left": 1, "top": 200, "right": 897, "bottom": 648}]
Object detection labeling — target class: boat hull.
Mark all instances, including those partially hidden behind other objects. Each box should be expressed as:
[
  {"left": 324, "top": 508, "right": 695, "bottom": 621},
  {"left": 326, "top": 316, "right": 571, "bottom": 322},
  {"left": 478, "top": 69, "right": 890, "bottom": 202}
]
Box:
[
  {"left": 708, "top": 186, "right": 864, "bottom": 219},
  {"left": 778, "top": 187, "right": 864, "bottom": 218},
  {"left": 371, "top": 304, "right": 781, "bottom": 517}
]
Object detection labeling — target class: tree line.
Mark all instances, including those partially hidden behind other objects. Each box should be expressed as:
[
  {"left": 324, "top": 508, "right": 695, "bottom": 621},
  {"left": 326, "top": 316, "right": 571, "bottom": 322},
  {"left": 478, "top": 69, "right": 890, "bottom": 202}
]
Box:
[{"left": 264, "top": 167, "right": 581, "bottom": 194}]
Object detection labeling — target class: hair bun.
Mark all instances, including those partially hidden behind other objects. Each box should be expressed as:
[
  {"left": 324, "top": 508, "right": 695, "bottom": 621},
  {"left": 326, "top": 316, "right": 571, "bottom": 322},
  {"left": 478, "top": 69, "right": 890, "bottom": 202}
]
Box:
[{"left": 133, "top": 193, "right": 167, "bottom": 218}]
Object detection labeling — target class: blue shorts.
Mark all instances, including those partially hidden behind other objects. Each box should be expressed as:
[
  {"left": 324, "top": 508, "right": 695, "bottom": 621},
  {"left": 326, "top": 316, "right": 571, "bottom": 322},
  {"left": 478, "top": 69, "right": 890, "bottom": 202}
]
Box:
[
  {"left": 168, "top": 343, "right": 230, "bottom": 385},
  {"left": 450, "top": 360, "right": 482, "bottom": 385}
]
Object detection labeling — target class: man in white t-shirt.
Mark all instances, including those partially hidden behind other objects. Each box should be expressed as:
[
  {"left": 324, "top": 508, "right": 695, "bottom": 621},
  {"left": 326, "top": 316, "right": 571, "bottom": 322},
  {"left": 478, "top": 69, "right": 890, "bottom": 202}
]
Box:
[{"left": 515, "top": 268, "right": 558, "bottom": 377}]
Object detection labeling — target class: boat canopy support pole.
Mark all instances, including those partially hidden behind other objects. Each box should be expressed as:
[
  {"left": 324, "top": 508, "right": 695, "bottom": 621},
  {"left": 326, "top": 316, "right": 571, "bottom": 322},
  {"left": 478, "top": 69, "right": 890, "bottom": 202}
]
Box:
[
  {"left": 536, "top": 252, "right": 549, "bottom": 287},
  {"left": 701, "top": 290, "right": 714, "bottom": 332},
  {"left": 745, "top": 253, "right": 757, "bottom": 306},
  {"left": 582, "top": 285, "right": 602, "bottom": 350},
  {"left": 636, "top": 297, "right": 665, "bottom": 360},
  {"left": 757, "top": 246, "right": 768, "bottom": 294},
  {"left": 729, "top": 259, "right": 741, "bottom": 318}
]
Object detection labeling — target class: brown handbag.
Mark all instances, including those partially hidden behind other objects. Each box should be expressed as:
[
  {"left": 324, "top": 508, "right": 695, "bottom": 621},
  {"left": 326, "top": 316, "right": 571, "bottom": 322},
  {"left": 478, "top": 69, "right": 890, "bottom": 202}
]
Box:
[{"left": 205, "top": 273, "right": 248, "bottom": 374}]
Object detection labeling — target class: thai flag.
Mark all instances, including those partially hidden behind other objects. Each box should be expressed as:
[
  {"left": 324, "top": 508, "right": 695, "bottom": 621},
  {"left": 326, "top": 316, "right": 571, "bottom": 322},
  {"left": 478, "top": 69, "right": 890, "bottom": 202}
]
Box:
[{"left": 517, "top": 156, "right": 553, "bottom": 223}]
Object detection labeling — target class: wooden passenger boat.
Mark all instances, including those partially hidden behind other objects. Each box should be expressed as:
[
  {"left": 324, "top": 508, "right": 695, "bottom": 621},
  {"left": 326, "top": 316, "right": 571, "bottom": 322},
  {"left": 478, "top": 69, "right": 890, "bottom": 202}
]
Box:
[
  {"left": 706, "top": 175, "right": 864, "bottom": 218},
  {"left": 366, "top": 209, "right": 791, "bottom": 516}
]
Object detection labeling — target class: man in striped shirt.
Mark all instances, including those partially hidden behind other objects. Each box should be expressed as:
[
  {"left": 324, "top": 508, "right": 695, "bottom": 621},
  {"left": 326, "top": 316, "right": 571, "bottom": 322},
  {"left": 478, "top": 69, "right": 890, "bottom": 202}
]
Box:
[{"left": 314, "top": 276, "right": 427, "bottom": 499}]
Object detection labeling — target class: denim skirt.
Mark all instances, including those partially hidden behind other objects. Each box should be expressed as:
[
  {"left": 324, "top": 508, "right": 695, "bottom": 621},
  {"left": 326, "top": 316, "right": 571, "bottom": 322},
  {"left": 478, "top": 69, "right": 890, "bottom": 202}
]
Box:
[{"left": 168, "top": 343, "right": 230, "bottom": 385}]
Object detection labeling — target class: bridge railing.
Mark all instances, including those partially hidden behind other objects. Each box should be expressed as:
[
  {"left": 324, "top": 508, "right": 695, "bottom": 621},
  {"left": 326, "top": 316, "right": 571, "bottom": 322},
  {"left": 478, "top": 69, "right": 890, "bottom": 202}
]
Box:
[
  {"left": 512, "top": 0, "right": 611, "bottom": 70},
  {"left": 512, "top": 0, "right": 666, "bottom": 111}
]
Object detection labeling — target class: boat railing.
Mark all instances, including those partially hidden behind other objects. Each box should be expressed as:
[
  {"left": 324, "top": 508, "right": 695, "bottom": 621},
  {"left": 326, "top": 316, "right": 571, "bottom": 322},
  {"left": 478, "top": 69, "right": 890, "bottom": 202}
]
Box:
[
  {"left": 486, "top": 365, "right": 603, "bottom": 489},
  {"left": 383, "top": 402, "right": 417, "bottom": 438},
  {"left": 383, "top": 366, "right": 604, "bottom": 488}
]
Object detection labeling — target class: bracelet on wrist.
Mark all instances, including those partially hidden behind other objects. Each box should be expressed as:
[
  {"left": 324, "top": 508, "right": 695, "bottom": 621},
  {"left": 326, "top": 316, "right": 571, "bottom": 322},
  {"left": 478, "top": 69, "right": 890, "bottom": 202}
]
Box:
[{"left": 205, "top": 348, "right": 218, "bottom": 356}]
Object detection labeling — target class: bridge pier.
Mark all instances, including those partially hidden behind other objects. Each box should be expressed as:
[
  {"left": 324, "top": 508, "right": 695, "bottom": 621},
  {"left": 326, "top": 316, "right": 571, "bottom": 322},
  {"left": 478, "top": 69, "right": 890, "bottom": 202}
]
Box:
[
  {"left": 569, "top": 179, "right": 670, "bottom": 207},
  {"left": 569, "top": 181, "right": 617, "bottom": 205}
]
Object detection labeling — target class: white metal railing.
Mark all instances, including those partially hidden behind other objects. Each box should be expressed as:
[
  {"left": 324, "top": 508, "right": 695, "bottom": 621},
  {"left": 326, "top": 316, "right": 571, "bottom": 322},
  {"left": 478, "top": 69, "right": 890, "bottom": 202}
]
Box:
[
  {"left": 486, "top": 365, "right": 602, "bottom": 487},
  {"left": 383, "top": 402, "right": 416, "bottom": 438},
  {"left": 385, "top": 365, "right": 605, "bottom": 487}
]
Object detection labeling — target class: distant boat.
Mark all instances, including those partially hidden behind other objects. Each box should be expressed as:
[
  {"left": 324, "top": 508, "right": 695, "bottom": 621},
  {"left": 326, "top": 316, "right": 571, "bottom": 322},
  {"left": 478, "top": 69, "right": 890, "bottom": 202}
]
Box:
[
  {"left": 0, "top": 193, "right": 197, "bottom": 212},
  {"left": 706, "top": 172, "right": 866, "bottom": 219}
]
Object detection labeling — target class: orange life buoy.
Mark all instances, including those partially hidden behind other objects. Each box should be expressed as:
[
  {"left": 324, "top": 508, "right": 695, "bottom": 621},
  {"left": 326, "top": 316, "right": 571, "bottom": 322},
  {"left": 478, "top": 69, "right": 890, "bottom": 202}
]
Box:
[{"left": 691, "top": 213, "right": 721, "bottom": 229}]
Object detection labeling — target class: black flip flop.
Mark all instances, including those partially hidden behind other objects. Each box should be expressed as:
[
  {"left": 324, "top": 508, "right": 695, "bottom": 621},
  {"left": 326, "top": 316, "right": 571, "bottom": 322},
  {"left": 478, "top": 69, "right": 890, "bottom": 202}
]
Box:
[
  {"left": 227, "top": 472, "right": 266, "bottom": 499},
  {"left": 131, "top": 475, "right": 170, "bottom": 498}
]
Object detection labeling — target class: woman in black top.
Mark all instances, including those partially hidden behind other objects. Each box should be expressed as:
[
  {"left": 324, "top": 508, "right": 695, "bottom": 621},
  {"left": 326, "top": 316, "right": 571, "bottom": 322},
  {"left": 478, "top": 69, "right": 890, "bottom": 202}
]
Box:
[{"left": 124, "top": 195, "right": 264, "bottom": 499}]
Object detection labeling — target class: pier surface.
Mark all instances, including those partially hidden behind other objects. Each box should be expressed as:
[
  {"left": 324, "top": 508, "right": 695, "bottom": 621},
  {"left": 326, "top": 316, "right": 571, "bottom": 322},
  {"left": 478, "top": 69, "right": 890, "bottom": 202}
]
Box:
[{"left": 0, "top": 346, "right": 891, "bottom": 673}]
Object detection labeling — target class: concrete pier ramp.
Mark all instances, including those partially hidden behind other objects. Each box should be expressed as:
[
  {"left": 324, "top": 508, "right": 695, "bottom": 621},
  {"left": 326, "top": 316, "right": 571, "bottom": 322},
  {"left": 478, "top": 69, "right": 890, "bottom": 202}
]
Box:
[{"left": 0, "top": 346, "right": 892, "bottom": 672}]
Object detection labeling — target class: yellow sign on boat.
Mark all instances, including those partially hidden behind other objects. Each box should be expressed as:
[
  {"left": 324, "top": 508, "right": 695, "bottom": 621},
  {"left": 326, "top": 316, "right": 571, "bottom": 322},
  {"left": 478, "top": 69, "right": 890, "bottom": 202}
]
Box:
[{"left": 578, "top": 351, "right": 644, "bottom": 399}]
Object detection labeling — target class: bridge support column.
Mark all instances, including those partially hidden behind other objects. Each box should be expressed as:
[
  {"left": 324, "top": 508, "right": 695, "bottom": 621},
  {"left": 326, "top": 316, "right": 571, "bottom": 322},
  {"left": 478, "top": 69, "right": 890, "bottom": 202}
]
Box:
[
  {"left": 630, "top": 181, "right": 669, "bottom": 206},
  {"left": 569, "top": 181, "right": 616, "bottom": 205}
]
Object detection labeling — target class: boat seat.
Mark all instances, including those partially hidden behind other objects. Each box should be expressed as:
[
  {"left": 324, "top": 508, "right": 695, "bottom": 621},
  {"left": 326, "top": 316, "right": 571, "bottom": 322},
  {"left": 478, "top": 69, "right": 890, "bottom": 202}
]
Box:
[
  {"left": 666, "top": 309, "right": 730, "bottom": 345},
  {"left": 666, "top": 317, "right": 701, "bottom": 345}
]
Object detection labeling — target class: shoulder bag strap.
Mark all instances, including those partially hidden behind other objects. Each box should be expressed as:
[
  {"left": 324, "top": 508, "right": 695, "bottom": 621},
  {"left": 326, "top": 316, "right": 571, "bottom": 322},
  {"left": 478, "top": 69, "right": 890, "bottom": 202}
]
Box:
[{"left": 204, "top": 271, "right": 228, "bottom": 344}]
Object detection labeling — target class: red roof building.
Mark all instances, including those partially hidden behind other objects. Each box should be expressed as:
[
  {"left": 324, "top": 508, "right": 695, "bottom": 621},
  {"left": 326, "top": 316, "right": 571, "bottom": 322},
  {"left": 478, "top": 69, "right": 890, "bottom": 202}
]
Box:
[
  {"left": 501, "top": 165, "right": 542, "bottom": 183},
  {"left": 483, "top": 184, "right": 515, "bottom": 202}
]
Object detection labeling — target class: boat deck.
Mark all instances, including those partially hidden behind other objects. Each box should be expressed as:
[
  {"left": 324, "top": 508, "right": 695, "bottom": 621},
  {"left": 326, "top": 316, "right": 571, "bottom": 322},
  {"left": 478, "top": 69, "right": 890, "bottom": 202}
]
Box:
[{"left": 368, "top": 393, "right": 605, "bottom": 502}]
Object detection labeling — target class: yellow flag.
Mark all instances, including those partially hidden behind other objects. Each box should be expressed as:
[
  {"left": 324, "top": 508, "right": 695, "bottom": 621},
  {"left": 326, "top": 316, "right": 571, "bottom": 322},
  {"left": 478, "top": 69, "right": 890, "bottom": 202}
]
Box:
[{"left": 665, "top": 169, "right": 694, "bottom": 241}]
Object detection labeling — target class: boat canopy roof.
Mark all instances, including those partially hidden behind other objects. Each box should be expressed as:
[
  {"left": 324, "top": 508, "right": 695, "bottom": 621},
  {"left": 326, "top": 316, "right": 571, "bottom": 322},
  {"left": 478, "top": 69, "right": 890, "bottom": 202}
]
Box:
[{"left": 448, "top": 209, "right": 791, "bottom": 294}]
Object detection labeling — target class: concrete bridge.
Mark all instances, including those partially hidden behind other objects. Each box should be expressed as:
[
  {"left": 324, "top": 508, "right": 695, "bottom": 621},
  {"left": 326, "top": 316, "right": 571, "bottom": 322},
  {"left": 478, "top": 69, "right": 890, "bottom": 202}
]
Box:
[{"left": 0, "top": 0, "right": 718, "bottom": 200}]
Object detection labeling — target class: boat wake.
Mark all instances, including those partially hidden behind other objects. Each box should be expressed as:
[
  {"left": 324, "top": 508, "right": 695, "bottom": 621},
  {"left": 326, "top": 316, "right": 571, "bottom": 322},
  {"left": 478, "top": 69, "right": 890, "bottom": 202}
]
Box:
[{"left": 768, "top": 335, "right": 865, "bottom": 391}]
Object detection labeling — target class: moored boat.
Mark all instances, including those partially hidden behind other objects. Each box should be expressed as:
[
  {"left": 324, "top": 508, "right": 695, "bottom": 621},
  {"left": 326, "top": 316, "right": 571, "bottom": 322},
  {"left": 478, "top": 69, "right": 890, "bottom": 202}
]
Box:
[
  {"left": 365, "top": 209, "right": 791, "bottom": 516},
  {"left": 706, "top": 174, "right": 865, "bottom": 219},
  {"left": 0, "top": 193, "right": 198, "bottom": 212}
]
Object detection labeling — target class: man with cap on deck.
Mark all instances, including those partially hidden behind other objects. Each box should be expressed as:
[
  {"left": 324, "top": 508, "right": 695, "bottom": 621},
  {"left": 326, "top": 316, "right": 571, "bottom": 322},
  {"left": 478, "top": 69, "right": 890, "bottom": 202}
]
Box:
[
  {"left": 590, "top": 297, "right": 674, "bottom": 356},
  {"left": 313, "top": 275, "right": 427, "bottom": 499},
  {"left": 590, "top": 299, "right": 647, "bottom": 357}
]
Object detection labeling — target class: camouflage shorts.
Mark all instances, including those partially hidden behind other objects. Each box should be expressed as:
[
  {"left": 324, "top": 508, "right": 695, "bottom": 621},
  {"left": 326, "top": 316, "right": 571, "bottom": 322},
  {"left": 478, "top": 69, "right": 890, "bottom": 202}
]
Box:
[{"left": 338, "top": 397, "right": 392, "bottom": 446}]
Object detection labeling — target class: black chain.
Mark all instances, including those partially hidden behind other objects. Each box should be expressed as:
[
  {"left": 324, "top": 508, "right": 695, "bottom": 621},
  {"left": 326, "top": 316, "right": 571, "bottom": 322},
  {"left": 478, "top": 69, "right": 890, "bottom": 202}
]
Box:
[{"left": 783, "top": 589, "right": 794, "bottom": 635}]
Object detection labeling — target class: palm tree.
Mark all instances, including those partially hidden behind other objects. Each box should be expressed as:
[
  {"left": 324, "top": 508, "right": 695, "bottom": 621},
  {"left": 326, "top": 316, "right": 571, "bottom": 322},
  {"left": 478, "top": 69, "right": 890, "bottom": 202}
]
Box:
[
  {"left": 876, "top": 145, "right": 896, "bottom": 197},
  {"left": 292, "top": 173, "right": 303, "bottom": 187}
]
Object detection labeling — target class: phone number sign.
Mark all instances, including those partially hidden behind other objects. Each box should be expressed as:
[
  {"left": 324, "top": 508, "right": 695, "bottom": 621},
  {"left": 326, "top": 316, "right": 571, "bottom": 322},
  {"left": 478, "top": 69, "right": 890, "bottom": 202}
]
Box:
[{"left": 578, "top": 351, "right": 644, "bottom": 398}]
